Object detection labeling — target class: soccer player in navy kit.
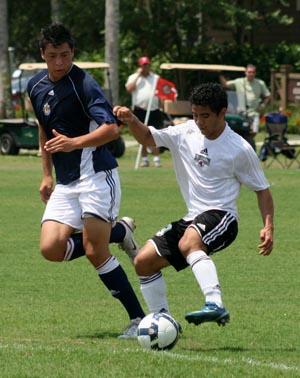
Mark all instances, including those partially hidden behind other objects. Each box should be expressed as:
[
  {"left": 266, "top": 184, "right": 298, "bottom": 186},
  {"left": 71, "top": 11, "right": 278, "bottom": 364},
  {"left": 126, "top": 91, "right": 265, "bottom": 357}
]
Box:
[
  {"left": 28, "top": 23, "right": 144, "bottom": 338},
  {"left": 114, "top": 83, "right": 274, "bottom": 327}
]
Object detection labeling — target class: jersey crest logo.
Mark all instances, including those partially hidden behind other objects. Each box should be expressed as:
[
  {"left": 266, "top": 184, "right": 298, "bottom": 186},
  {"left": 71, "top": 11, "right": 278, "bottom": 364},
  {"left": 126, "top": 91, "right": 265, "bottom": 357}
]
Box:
[
  {"left": 43, "top": 102, "right": 51, "bottom": 116},
  {"left": 48, "top": 90, "right": 54, "bottom": 96},
  {"left": 194, "top": 149, "right": 210, "bottom": 167}
]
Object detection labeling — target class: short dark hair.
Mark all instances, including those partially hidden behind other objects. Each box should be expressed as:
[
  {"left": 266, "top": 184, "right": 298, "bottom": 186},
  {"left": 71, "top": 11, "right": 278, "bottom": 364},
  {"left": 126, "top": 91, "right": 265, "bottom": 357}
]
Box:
[
  {"left": 39, "top": 23, "right": 75, "bottom": 51},
  {"left": 189, "top": 83, "right": 228, "bottom": 114}
]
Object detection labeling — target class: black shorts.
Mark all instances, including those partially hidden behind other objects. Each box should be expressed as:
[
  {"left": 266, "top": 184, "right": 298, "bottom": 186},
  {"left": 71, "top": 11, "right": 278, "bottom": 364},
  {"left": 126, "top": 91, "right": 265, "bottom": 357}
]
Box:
[
  {"left": 151, "top": 210, "right": 238, "bottom": 271},
  {"left": 133, "top": 106, "right": 163, "bottom": 129}
]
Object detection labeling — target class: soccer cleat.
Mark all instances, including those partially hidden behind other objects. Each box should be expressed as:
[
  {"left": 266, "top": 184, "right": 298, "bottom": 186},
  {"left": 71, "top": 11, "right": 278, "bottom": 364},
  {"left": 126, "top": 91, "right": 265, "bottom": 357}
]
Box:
[
  {"left": 118, "top": 317, "right": 141, "bottom": 339},
  {"left": 118, "top": 217, "right": 139, "bottom": 261},
  {"left": 154, "top": 161, "right": 162, "bottom": 168},
  {"left": 185, "top": 302, "right": 230, "bottom": 326}
]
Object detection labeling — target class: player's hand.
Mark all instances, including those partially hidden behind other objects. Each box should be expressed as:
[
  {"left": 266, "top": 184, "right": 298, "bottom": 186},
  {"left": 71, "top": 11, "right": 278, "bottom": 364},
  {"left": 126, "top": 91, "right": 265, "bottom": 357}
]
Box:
[
  {"left": 113, "top": 106, "right": 135, "bottom": 124},
  {"left": 258, "top": 225, "right": 274, "bottom": 256},
  {"left": 44, "top": 130, "right": 76, "bottom": 153},
  {"left": 39, "top": 176, "right": 53, "bottom": 203}
]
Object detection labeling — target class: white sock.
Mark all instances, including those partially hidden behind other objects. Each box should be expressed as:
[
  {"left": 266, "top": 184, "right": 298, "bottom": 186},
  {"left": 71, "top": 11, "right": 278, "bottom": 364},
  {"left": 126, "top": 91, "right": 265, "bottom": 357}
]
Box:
[
  {"left": 186, "top": 250, "right": 223, "bottom": 308},
  {"left": 153, "top": 156, "right": 160, "bottom": 163},
  {"left": 139, "top": 272, "right": 169, "bottom": 313}
]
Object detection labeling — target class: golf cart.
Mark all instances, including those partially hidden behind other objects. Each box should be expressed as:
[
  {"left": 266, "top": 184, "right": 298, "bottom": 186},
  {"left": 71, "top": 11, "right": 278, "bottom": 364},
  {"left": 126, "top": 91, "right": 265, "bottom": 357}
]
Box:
[
  {"left": 159, "top": 63, "right": 255, "bottom": 149},
  {"left": 0, "top": 62, "right": 125, "bottom": 157}
]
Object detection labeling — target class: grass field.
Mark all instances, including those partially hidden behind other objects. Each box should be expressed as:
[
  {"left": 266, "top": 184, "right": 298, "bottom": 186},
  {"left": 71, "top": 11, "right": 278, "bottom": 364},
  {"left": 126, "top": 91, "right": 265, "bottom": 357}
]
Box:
[{"left": 0, "top": 146, "right": 299, "bottom": 378}]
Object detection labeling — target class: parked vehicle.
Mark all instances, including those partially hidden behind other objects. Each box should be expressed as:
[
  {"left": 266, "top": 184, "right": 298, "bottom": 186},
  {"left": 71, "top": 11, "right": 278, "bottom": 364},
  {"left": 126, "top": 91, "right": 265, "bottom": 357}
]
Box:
[{"left": 159, "top": 63, "right": 255, "bottom": 149}]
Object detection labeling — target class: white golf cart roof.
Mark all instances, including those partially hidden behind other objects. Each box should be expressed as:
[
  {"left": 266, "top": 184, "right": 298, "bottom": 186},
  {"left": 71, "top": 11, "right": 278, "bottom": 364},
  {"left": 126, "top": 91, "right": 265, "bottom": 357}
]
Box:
[
  {"left": 160, "top": 63, "right": 245, "bottom": 72},
  {"left": 19, "top": 62, "right": 110, "bottom": 71}
]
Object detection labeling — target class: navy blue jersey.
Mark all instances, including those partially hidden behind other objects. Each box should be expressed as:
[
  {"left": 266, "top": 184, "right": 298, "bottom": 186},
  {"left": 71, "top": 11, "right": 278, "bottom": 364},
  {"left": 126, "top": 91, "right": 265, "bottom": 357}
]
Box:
[{"left": 27, "top": 64, "right": 118, "bottom": 185}]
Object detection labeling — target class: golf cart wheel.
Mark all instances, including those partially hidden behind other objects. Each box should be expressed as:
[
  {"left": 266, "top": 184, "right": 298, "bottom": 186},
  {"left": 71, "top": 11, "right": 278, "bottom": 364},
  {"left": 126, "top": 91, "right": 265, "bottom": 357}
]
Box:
[{"left": 0, "top": 133, "right": 20, "bottom": 155}]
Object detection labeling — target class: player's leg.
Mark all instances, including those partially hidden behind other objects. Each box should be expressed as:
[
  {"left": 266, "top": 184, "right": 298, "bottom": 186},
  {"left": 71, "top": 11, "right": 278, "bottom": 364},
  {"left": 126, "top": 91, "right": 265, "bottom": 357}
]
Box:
[
  {"left": 135, "top": 219, "right": 189, "bottom": 314},
  {"left": 40, "top": 184, "right": 83, "bottom": 262},
  {"left": 63, "top": 218, "right": 139, "bottom": 262},
  {"left": 40, "top": 220, "right": 74, "bottom": 261},
  {"left": 80, "top": 170, "right": 144, "bottom": 338},
  {"left": 179, "top": 210, "right": 238, "bottom": 326},
  {"left": 83, "top": 216, "right": 144, "bottom": 338},
  {"left": 134, "top": 241, "right": 170, "bottom": 313}
]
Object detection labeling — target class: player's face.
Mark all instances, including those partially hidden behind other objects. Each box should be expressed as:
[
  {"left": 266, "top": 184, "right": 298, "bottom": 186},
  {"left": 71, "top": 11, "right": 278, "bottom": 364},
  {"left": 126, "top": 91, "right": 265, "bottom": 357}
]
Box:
[
  {"left": 41, "top": 43, "right": 74, "bottom": 81},
  {"left": 191, "top": 104, "right": 226, "bottom": 139}
]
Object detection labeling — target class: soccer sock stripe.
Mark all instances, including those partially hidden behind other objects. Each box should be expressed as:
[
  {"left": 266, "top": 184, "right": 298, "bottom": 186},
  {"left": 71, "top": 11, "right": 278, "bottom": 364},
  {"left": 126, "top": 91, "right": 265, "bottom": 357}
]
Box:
[
  {"left": 139, "top": 272, "right": 162, "bottom": 285},
  {"left": 64, "top": 233, "right": 85, "bottom": 261},
  {"left": 139, "top": 272, "right": 169, "bottom": 313},
  {"left": 186, "top": 250, "right": 222, "bottom": 307}
]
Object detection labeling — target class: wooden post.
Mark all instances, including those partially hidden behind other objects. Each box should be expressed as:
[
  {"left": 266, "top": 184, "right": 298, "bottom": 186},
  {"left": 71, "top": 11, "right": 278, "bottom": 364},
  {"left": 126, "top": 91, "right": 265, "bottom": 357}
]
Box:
[{"left": 279, "top": 65, "right": 292, "bottom": 110}]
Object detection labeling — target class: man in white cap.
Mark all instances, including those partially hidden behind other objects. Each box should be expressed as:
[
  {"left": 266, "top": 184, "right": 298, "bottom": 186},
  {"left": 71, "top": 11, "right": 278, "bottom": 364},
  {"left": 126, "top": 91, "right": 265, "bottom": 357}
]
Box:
[{"left": 126, "top": 56, "right": 163, "bottom": 167}]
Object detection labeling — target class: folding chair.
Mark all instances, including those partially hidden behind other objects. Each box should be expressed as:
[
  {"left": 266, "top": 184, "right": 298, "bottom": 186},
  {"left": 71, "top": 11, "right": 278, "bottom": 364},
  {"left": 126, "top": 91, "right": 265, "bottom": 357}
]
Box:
[{"left": 259, "top": 113, "right": 300, "bottom": 168}]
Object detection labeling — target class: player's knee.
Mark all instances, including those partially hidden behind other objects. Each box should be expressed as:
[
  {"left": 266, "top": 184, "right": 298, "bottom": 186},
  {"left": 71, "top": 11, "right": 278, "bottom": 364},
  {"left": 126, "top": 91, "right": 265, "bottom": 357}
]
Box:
[
  {"left": 178, "top": 236, "right": 190, "bottom": 255},
  {"left": 134, "top": 253, "right": 153, "bottom": 276},
  {"left": 40, "top": 242, "right": 65, "bottom": 262}
]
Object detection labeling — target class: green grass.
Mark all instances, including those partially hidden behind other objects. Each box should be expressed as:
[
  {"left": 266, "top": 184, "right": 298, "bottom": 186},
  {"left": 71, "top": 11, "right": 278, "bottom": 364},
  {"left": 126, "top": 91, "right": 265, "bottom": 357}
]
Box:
[{"left": 0, "top": 147, "right": 299, "bottom": 377}]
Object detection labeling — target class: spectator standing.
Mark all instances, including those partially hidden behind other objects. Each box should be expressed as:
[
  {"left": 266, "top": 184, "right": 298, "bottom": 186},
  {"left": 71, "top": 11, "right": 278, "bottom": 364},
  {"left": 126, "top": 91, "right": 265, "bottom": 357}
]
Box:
[
  {"left": 220, "top": 64, "right": 271, "bottom": 148},
  {"left": 126, "top": 56, "right": 163, "bottom": 167}
]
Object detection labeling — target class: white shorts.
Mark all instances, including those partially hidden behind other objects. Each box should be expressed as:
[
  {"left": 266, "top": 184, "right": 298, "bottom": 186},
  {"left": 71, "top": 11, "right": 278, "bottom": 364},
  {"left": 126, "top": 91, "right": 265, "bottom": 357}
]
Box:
[{"left": 42, "top": 169, "right": 121, "bottom": 230}]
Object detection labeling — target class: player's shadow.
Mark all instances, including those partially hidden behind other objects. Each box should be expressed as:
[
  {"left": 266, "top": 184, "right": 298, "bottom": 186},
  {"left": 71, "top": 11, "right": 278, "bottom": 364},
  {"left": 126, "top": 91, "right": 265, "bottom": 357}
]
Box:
[
  {"left": 183, "top": 345, "right": 297, "bottom": 353},
  {"left": 76, "top": 331, "right": 121, "bottom": 339}
]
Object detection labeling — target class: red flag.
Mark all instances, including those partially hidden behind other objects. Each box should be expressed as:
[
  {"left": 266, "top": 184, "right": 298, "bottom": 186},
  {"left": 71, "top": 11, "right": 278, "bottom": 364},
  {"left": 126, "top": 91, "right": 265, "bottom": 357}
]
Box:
[{"left": 156, "top": 77, "right": 177, "bottom": 101}]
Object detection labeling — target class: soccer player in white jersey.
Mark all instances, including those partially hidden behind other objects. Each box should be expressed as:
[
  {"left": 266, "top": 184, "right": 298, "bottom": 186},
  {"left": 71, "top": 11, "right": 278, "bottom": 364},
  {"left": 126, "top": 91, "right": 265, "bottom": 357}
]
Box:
[
  {"left": 27, "top": 23, "right": 145, "bottom": 338},
  {"left": 114, "top": 83, "right": 274, "bottom": 326}
]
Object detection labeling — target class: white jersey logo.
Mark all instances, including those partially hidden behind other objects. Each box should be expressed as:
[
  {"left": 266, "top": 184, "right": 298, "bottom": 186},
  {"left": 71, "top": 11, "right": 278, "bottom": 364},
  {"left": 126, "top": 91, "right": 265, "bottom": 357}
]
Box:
[
  {"left": 48, "top": 90, "right": 54, "bottom": 96},
  {"left": 194, "top": 148, "right": 210, "bottom": 167},
  {"left": 43, "top": 102, "right": 51, "bottom": 116}
]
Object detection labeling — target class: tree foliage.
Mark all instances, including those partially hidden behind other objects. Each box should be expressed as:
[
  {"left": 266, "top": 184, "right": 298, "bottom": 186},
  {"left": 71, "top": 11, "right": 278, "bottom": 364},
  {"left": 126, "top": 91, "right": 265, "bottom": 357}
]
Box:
[{"left": 6, "top": 0, "right": 297, "bottom": 103}]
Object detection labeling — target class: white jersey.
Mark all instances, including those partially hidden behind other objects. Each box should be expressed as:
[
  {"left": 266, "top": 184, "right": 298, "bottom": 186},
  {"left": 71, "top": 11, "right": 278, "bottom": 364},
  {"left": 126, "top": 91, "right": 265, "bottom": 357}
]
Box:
[
  {"left": 126, "top": 72, "right": 159, "bottom": 110},
  {"left": 149, "top": 120, "right": 269, "bottom": 221}
]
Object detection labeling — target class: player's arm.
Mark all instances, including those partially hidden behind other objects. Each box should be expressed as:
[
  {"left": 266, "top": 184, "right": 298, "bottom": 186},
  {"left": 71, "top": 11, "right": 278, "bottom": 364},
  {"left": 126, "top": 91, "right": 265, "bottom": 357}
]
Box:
[
  {"left": 219, "top": 75, "right": 236, "bottom": 90},
  {"left": 39, "top": 124, "right": 54, "bottom": 203},
  {"left": 113, "top": 105, "right": 156, "bottom": 147},
  {"left": 44, "top": 122, "right": 119, "bottom": 153},
  {"left": 255, "top": 188, "right": 274, "bottom": 256}
]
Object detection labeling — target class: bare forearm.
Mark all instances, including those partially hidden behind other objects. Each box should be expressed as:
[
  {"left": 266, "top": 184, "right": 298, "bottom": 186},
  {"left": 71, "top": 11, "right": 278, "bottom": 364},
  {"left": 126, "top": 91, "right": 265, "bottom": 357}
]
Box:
[
  {"left": 257, "top": 189, "right": 274, "bottom": 228},
  {"left": 113, "top": 106, "right": 156, "bottom": 146},
  {"left": 44, "top": 123, "right": 119, "bottom": 153},
  {"left": 39, "top": 125, "right": 53, "bottom": 177},
  {"left": 72, "top": 123, "right": 119, "bottom": 148}
]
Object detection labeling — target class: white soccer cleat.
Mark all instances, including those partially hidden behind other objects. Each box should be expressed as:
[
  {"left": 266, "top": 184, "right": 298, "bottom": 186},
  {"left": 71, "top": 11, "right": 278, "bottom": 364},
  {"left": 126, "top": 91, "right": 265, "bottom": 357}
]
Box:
[
  {"left": 118, "top": 217, "right": 139, "bottom": 261},
  {"left": 118, "top": 317, "right": 141, "bottom": 339}
]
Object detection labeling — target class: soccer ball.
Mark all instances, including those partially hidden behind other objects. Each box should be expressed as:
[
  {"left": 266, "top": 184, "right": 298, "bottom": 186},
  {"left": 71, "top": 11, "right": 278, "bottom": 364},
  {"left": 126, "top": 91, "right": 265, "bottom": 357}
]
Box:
[{"left": 137, "top": 312, "right": 181, "bottom": 351}]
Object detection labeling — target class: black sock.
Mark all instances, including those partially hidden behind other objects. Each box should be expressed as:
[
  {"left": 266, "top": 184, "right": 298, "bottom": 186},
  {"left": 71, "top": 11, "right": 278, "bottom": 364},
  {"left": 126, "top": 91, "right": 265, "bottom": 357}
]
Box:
[
  {"left": 110, "top": 222, "right": 126, "bottom": 243},
  {"left": 65, "top": 222, "right": 126, "bottom": 261},
  {"left": 99, "top": 264, "right": 145, "bottom": 319},
  {"left": 65, "top": 233, "right": 85, "bottom": 260}
]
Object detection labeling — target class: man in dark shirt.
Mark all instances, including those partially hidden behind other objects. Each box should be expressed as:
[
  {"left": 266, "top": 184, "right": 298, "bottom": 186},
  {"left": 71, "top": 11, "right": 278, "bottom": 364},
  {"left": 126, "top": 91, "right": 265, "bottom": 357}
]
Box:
[{"left": 28, "top": 23, "right": 144, "bottom": 338}]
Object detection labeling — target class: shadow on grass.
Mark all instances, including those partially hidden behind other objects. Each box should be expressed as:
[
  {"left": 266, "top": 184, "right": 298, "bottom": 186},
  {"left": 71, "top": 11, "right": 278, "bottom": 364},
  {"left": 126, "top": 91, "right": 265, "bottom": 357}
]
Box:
[
  {"left": 182, "top": 345, "right": 297, "bottom": 353},
  {"left": 76, "top": 331, "right": 121, "bottom": 339}
]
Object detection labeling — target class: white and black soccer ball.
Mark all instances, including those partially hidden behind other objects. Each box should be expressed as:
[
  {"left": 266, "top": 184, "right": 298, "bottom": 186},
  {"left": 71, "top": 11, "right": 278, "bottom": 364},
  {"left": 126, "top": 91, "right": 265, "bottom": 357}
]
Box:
[{"left": 137, "top": 312, "right": 181, "bottom": 351}]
